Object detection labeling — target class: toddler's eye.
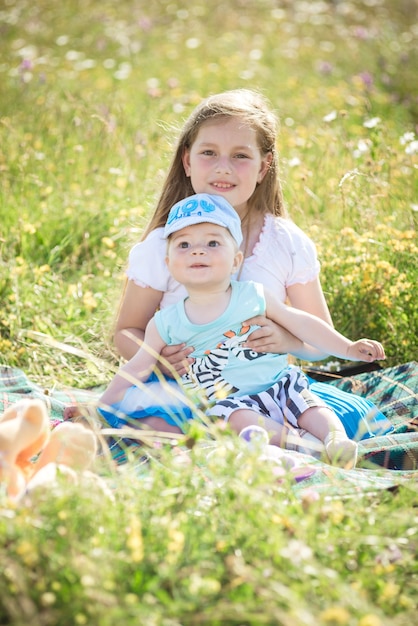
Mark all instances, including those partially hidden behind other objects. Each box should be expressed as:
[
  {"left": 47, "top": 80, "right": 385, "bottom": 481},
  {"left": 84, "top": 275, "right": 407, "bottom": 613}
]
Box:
[
  {"left": 179, "top": 241, "right": 190, "bottom": 249},
  {"left": 208, "top": 240, "right": 220, "bottom": 247}
]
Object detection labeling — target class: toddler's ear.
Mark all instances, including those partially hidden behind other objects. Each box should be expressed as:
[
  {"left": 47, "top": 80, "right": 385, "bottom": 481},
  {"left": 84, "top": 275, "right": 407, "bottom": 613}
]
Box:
[{"left": 232, "top": 250, "right": 244, "bottom": 274}]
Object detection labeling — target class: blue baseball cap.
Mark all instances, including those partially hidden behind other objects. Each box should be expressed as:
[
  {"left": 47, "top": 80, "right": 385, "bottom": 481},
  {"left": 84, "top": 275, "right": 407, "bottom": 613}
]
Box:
[{"left": 164, "top": 193, "right": 243, "bottom": 246}]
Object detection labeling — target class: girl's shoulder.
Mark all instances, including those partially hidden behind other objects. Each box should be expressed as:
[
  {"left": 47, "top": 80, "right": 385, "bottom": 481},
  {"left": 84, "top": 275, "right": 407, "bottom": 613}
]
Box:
[
  {"left": 255, "top": 214, "right": 316, "bottom": 258},
  {"left": 263, "top": 214, "right": 312, "bottom": 240},
  {"left": 126, "top": 227, "right": 168, "bottom": 286},
  {"left": 128, "top": 227, "right": 165, "bottom": 262}
]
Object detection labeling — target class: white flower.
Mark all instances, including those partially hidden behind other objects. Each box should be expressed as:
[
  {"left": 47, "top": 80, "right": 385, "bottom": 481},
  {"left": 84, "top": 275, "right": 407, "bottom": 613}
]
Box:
[
  {"left": 323, "top": 110, "right": 337, "bottom": 122},
  {"left": 363, "top": 117, "right": 381, "bottom": 128},
  {"left": 405, "top": 140, "right": 418, "bottom": 155},
  {"left": 288, "top": 157, "right": 301, "bottom": 167},
  {"left": 353, "top": 138, "right": 371, "bottom": 158},
  {"left": 400, "top": 131, "right": 415, "bottom": 145}
]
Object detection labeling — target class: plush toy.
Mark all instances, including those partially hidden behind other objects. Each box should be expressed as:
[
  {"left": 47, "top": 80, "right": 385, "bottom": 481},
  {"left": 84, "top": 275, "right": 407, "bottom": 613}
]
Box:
[{"left": 0, "top": 399, "right": 98, "bottom": 500}]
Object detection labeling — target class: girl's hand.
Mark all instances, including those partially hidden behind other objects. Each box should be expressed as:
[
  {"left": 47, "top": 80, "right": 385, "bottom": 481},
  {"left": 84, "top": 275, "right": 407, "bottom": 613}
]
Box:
[
  {"left": 347, "top": 339, "right": 386, "bottom": 362},
  {"left": 160, "top": 343, "right": 195, "bottom": 377},
  {"left": 242, "top": 315, "right": 300, "bottom": 354}
]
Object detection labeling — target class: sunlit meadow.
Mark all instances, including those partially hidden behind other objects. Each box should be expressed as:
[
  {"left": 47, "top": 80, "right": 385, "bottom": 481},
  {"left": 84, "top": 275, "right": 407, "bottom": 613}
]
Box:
[{"left": 0, "top": 1, "right": 417, "bottom": 624}]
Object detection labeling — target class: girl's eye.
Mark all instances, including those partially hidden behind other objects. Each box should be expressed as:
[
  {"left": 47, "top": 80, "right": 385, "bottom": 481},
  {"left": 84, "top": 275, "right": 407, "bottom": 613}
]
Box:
[
  {"left": 179, "top": 241, "right": 190, "bottom": 249},
  {"left": 208, "top": 240, "right": 220, "bottom": 247},
  {"left": 235, "top": 153, "right": 249, "bottom": 159},
  {"left": 201, "top": 150, "right": 215, "bottom": 156}
]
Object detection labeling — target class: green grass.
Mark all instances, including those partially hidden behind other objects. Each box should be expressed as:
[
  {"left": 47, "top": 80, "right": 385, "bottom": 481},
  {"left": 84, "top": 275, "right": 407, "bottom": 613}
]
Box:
[{"left": 0, "top": 1, "right": 417, "bottom": 623}]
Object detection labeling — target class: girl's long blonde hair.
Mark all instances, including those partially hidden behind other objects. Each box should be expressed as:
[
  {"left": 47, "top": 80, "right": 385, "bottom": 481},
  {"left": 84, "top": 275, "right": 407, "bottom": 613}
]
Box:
[{"left": 142, "top": 88, "right": 285, "bottom": 239}]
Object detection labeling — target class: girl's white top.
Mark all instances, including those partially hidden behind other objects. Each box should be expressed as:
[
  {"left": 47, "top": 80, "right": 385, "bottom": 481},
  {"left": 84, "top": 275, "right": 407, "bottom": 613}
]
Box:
[{"left": 126, "top": 214, "right": 320, "bottom": 307}]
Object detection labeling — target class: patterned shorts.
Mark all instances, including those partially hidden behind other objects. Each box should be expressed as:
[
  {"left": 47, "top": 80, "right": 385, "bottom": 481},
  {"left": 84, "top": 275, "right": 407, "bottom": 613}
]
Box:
[{"left": 208, "top": 366, "right": 327, "bottom": 428}]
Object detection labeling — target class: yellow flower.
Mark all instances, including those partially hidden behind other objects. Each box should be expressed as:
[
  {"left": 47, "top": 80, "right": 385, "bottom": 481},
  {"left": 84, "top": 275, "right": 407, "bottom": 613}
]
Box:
[
  {"left": 126, "top": 516, "right": 144, "bottom": 563},
  {"left": 15, "top": 540, "right": 39, "bottom": 567},
  {"left": 320, "top": 605, "right": 350, "bottom": 624},
  {"left": 82, "top": 291, "right": 97, "bottom": 311},
  {"left": 379, "top": 581, "right": 400, "bottom": 602},
  {"left": 102, "top": 236, "right": 115, "bottom": 249},
  {"left": 358, "top": 615, "right": 383, "bottom": 626}
]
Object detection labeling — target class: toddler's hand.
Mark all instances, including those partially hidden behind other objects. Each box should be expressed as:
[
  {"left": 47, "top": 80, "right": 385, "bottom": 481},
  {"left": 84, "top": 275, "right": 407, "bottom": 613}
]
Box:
[{"left": 347, "top": 339, "right": 385, "bottom": 362}]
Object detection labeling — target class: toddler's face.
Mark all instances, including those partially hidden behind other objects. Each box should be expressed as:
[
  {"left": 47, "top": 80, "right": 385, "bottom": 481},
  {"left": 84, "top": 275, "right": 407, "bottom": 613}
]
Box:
[{"left": 166, "top": 222, "right": 242, "bottom": 289}]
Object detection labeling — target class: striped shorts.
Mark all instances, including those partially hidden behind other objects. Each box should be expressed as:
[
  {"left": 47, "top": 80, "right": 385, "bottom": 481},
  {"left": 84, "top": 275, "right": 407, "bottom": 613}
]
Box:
[{"left": 208, "top": 366, "right": 327, "bottom": 428}]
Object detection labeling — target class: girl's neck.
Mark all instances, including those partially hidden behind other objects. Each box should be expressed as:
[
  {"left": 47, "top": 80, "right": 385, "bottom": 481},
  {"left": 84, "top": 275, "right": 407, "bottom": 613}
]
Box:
[
  {"left": 184, "top": 284, "right": 232, "bottom": 325},
  {"left": 240, "top": 210, "right": 265, "bottom": 259}
]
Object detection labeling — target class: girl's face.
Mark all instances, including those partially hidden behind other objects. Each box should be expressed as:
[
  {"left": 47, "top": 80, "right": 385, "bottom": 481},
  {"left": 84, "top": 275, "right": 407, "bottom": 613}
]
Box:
[{"left": 182, "top": 117, "right": 272, "bottom": 216}]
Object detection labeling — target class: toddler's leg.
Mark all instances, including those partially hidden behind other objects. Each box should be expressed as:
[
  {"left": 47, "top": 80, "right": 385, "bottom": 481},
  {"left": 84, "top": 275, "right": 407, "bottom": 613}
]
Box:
[
  {"left": 298, "top": 406, "right": 358, "bottom": 469},
  {"left": 33, "top": 422, "right": 97, "bottom": 474},
  {"left": 139, "top": 417, "right": 183, "bottom": 434},
  {"left": 228, "top": 409, "right": 295, "bottom": 448}
]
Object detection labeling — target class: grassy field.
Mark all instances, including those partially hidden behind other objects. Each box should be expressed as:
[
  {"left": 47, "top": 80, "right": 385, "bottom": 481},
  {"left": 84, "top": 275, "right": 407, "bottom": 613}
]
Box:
[{"left": 0, "top": 1, "right": 417, "bottom": 624}]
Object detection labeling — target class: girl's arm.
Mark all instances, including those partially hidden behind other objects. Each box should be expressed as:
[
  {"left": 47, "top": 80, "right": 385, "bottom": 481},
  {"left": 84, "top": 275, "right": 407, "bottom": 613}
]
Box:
[
  {"left": 264, "top": 288, "right": 385, "bottom": 362},
  {"left": 282, "top": 277, "right": 334, "bottom": 360},
  {"left": 101, "top": 318, "right": 166, "bottom": 406},
  {"left": 113, "top": 280, "right": 163, "bottom": 360},
  {"left": 114, "top": 280, "right": 194, "bottom": 374},
  {"left": 244, "top": 277, "right": 333, "bottom": 359}
]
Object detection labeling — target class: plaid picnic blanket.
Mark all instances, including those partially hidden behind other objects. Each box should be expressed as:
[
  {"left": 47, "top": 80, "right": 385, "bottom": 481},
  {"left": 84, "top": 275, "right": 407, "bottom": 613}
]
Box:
[
  {"left": 329, "top": 362, "right": 418, "bottom": 471},
  {"left": 1, "top": 362, "right": 417, "bottom": 478}
]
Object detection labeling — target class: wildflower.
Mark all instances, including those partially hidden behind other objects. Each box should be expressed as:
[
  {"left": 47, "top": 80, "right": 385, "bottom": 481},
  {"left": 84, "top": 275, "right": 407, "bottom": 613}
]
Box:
[
  {"left": 363, "top": 117, "right": 381, "bottom": 129},
  {"left": 399, "top": 131, "right": 415, "bottom": 145},
  {"left": 288, "top": 157, "right": 301, "bottom": 167},
  {"left": 186, "top": 38, "right": 201, "bottom": 49},
  {"left": 114, "top": 62, "right": 132, "bottom": 80},
  {"left": 353, "top": 27, "right": 371, "bottom": 40},
  {"left": 358, "top": 71, "right": 374, "bottom": 89},
  {"left": 323, "top": 110, "right": 337, "bottom": 122},
  {"left": 19, "top": 59, "right": 33, "bottom": 72},
  {"left": 320, "top": 605, "right": 350, "bottom": 624},
  {"left": 40, "top": 592, "right": 56, "bottom": 606},
  {"left": 166, "top": 527, "right": 185, "bottom": 563},
  {"left": 82, "top": 291, "right": 97, "bottom": 311},
  {"left": 280, "top": 539, "right": 312, "bottom": 563},
  {"left": 379, "top": 581, "right": 400, "bottom": 602},
  {"left": 126, "top": 516, "right": 144, "bottom": 563},
  {"left": 15, "top": 540, "right": 38, "bottom": 566},
  {"left": 405, "top": 140, "right": 418, "bottom": 155},
  {"left": 353, "top": 138, "right": 371, "bottom": 158},
  {"left": 102, "top": 236, "right": 115, "bottom": 249},
  {"left": 358, "top": 616, "right": 383, "bottom": 626},
  {"left": 318, "top": 60, "right": 333, "bottom": 74},
  {"left": 189, "top": 573, "right": 221, "bottom": 595}
]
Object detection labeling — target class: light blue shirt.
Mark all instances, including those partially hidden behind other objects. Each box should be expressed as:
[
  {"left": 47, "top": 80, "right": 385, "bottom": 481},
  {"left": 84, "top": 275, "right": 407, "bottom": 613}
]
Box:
[{"left": 154, "top": 280, "right": 289, "bottom": 399}]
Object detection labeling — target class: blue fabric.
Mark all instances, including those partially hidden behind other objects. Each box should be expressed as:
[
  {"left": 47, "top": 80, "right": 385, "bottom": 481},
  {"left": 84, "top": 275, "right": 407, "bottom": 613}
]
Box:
[
  {"left": 97, "top": 372, "right": 193, "bottom": 430},
  {"left": 97, "top": 374, "right": 395, "bottom": 443},
  {"left": 309, "top": 379, "right": 394, "bottom": 441}
]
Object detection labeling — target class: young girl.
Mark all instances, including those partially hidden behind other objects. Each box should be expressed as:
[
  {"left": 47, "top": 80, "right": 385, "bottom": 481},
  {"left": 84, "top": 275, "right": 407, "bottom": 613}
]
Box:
[
  {"left": 113, "top": 88, "right": 391, "bottom": 441},
  {"left": 101, "top": 193, "right": 385, "bottom": 468}
]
